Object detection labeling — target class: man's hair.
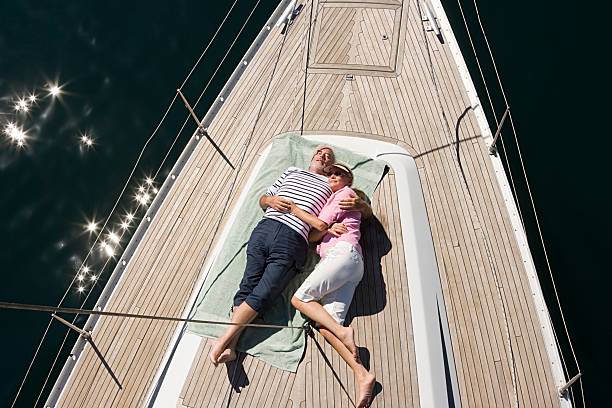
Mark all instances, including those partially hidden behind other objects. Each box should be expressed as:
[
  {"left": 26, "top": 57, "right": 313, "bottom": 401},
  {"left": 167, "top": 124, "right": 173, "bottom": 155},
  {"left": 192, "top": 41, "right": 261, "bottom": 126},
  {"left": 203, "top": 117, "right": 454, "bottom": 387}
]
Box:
[{"left": 311, "top": 145, "right": 336, "bottom": 162}]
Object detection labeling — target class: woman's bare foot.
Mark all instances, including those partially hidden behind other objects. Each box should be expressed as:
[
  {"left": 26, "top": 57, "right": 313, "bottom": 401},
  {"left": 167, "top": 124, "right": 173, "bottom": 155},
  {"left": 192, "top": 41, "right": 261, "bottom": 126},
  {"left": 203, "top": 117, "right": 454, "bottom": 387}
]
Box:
[
  {"left": 356, "top": 371, "right": 376, "bottom": 408},
  {"left": 338, "top": 326, "right": 358, "bottom": 361}
]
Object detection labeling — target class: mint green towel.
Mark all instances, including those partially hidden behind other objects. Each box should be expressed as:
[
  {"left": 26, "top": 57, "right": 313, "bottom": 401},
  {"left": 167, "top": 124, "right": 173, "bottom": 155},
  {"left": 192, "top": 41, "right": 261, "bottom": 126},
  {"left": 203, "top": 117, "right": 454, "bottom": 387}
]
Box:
[{"left": 187, "top": 133, "right": 386, "bottom": 372}]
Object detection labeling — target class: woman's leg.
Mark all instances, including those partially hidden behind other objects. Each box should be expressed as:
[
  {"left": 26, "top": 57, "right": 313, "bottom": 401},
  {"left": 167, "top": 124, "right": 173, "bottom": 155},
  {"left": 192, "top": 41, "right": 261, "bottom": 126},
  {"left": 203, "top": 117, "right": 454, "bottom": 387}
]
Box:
[
  {"left": 291, "top": 296, "right": 358, "bottom": 359},
  {"left": 318, "top": 328, "right": 375, "bottom": 408}
]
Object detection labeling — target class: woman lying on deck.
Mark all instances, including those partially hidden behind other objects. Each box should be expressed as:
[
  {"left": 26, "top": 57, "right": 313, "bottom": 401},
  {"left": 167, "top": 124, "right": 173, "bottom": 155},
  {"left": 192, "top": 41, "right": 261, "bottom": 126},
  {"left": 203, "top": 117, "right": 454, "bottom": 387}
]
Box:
[{"left": 288, "top": 162, "right": 376, "bottom": 408}]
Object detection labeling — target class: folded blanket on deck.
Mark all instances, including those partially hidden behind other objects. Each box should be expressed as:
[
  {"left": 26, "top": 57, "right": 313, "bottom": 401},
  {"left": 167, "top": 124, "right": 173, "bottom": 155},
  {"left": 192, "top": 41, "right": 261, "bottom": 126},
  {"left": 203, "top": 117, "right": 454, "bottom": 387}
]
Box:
[{"left": 187, "top": 133, "right": 386, "bottom": 372}]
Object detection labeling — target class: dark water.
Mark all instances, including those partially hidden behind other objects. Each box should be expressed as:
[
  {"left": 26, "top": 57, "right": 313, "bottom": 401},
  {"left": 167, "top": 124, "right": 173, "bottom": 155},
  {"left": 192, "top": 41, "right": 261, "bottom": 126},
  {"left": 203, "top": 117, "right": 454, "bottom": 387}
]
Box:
[{"left": 0, "top": 0, "right": 608, "bottom": 406}]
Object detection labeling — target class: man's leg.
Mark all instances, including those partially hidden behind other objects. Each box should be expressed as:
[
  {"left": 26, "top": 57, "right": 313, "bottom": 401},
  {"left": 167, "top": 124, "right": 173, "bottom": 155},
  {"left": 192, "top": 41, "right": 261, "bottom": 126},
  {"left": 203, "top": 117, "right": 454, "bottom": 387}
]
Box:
[
  {"left": 215, "top": 307, "right": 238, "bottom": 364},
  {"left": 210, "top": 256, "right": 297, "bottom": 365},
  {"left": 233, "top": 221, "right": 269, "bottom": 307},
  {"left": 210, "top": 222, "right": 305, "bottom": 366},
  {"left": 243, "top": 222, "right": 306, "bottom": 316},
  {"left": 211, "top": 221, "right": 271, "bottom": 364},
  {"left": 209, "top": 301, "right": 257, "bottom": 365}
]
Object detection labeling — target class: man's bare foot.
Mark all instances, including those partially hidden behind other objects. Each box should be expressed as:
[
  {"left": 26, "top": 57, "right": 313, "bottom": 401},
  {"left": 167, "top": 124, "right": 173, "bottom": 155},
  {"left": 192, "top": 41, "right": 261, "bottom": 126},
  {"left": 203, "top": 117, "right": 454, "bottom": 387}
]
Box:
[
  {"left": 356, "top": 371, "right": 376, "bottom": 408},
  {"left": 217, "top": 347, "right": 237, "bottom": 364},
  {"left": 338, "top": 326, "right": 358, "bottom": 361},
  {"left": 209, "top": 340, "right": 227, "bottom": 366}
]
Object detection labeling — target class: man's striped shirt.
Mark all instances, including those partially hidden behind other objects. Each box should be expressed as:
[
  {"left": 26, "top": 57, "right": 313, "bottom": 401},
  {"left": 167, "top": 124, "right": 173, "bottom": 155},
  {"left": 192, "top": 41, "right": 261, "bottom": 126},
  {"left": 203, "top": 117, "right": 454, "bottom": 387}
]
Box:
[{"left": 264, "top": 167, "right": 332, "bottom": 241}]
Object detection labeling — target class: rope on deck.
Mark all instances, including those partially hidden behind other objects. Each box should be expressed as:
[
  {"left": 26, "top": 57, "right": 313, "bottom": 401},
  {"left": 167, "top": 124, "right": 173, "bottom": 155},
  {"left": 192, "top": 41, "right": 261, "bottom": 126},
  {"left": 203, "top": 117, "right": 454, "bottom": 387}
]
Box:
[
  {"left": 0, "top": 301, "right": 306, "bottom": 330},
  {"left": 299, "top": 0, "right": 315, "bottom": 136}
]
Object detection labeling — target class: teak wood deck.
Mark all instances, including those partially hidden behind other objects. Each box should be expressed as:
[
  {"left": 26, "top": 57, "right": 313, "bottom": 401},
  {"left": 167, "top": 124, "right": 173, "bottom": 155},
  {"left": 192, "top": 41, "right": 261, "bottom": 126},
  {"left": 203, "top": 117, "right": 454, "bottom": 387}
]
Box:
[{"left": 52, "top": 0, "right": 565, "bottom": 406}]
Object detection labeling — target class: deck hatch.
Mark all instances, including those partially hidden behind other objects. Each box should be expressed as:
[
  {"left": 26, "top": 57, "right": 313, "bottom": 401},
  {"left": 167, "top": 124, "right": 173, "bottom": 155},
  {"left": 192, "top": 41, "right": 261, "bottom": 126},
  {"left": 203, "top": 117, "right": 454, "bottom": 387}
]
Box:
[{"left": 308, "top": 0, "right": 406, "bottom": 76}]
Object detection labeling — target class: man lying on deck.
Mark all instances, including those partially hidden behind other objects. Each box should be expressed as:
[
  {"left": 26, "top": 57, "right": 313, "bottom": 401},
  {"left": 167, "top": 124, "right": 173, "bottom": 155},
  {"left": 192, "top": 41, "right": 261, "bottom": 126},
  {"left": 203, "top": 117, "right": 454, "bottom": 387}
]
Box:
[{"left": 209, "top": 146, "right": 371, "bottom": 365}]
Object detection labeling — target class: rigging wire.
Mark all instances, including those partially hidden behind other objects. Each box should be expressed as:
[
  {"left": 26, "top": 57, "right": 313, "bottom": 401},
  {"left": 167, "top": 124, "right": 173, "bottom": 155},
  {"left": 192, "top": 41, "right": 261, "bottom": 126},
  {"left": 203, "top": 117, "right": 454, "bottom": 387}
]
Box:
[
  {"left": 32, "top": 0, "right": 278, "bottom": 404},
  {"left": 34, "top": 0, "right": 267, "bottom": 403},
  {"left": 467, "top": 0, "right": 584, "bottom": 403},
  {"left": 453, "top": 0, "right": 525, "bottom": 229},
  {"left": 153, "top": 0, "right": 263, "bottom": 180},
  {"left": 217, "top": 29, "right": 293, "bottom": 406},
  {"left": 416, "top": 0, "right": 520, "bottom": 406},
  {"left": 145, "top": 7, "right": 290, "bottom": 405},
  {"left": 11, "top": 2, "right": 243, "bottom": 406}
]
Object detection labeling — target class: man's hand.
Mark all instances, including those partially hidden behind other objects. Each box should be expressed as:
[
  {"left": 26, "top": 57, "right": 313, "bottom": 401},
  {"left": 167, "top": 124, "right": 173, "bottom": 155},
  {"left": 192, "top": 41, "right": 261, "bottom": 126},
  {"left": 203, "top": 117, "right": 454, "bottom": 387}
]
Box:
[
  {"left": 339, "top": 190, "right": 373, "bottom": 219},
  {"left": 263, "top": 195, "right": 292, "bottom": 213},
  {"left": 338, "top": 196, "right": 364, "bottom": 211},
  {"left": 328, "top": 223, "right": 348, "bottom": 237}
]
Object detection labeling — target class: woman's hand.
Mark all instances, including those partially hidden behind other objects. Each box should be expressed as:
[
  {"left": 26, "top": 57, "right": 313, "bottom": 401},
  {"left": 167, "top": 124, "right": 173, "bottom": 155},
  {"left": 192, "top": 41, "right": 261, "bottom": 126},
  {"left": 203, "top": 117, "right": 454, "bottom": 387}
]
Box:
[
  {"left": 287, "top": 200, "right": 298, "bottom": 214},
  {"left": 328, "top": 223, "right": 348, "bottom": 237},
  {"left": 266, "top": 195, "right": 292, "bottom": 213}
]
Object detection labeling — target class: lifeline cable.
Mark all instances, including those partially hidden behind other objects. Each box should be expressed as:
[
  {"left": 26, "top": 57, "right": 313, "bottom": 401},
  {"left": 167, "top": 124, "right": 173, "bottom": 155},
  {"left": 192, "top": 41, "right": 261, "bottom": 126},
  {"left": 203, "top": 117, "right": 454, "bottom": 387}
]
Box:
[
  {"left": 33, "top": 1, "right": 269, "bottom": 405},
  {"left": 454, "top": 0, "right": 525, "bottom": 228},
  {"left": 36, "top": 1, "right": 270, "bottom": 403},
  {"left": 0, "top": 301, "right": 306, "bottom": 330},
  {"left": 12, "top": 2, "right": 244, "bottom": 406},
  {"left": 462, "top": 0, "right": 585, "bottom": 403}
]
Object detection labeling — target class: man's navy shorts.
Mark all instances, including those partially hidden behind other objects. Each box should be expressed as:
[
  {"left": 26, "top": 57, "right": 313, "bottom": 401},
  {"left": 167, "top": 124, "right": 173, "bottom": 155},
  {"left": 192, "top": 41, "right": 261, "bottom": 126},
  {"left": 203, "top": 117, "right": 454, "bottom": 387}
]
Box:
[{"left": 233, "top": 218, "right": 308, "bottom": 313}]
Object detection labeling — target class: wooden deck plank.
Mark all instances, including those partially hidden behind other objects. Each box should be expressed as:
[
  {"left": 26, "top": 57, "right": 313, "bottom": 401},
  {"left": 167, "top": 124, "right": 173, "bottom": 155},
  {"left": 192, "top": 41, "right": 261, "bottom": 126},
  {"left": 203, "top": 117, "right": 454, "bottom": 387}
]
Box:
[
  {"left": 423, "top": 19, "right": 556, "bottom": 405},
  {"left": 400, "top": 3, "right": 512, "bottom": 404}
]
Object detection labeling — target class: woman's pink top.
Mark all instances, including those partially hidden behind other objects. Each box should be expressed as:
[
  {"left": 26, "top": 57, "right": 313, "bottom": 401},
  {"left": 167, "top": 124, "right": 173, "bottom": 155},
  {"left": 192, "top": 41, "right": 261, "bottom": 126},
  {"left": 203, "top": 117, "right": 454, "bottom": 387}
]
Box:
[{"left": 316, "top": 186, "right": 362, "bottom": 258}]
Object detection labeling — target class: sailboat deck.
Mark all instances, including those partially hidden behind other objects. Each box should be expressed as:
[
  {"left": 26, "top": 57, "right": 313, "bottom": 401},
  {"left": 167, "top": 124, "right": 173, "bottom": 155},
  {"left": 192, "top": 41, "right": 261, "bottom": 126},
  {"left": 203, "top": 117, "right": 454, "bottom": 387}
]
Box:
[
  {"left": 178, "top": 173, "right": 420, "bottom": 408},
  {"left": 53, "top": 0, "right": 563, "bottom": 406}
]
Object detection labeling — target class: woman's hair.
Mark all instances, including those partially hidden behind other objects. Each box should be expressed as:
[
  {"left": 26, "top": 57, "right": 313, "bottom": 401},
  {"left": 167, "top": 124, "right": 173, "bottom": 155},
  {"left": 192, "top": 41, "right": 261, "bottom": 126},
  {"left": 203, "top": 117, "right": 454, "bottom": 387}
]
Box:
[{"left": 352, "top": 188, "right": 371, "bottom": 205}]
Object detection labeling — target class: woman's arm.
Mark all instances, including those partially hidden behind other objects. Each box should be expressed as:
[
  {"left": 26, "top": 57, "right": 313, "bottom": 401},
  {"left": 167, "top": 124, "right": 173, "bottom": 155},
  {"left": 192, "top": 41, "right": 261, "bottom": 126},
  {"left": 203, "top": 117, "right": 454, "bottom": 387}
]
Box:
[
  {"left": 289, "top": 203, "right": 328, "bottom": 231},
  {"left": 308, "top": 222, "right": 348, "bottom": 243},
  {"left": 308, "top": 228, "right": 328, "bottom": 243}
]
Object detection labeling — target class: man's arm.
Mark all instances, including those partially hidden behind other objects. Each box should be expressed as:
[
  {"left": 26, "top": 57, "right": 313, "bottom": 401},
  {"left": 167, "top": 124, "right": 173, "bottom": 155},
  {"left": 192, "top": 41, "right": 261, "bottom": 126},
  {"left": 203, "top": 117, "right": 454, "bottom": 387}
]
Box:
[
  {"left": 260, "top": 167, "right": 295, "bottom": 212},
  {"left": 338, "top": 189, "right": 373, "bottom": 219}
]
